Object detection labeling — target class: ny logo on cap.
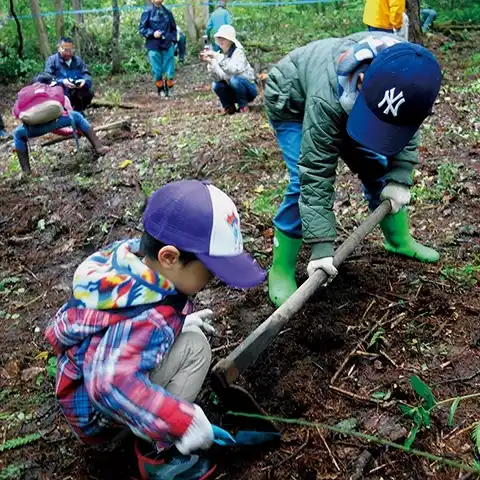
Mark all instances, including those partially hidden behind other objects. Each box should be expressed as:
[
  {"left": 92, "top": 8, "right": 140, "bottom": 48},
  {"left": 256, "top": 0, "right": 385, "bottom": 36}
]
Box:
[{"left": 378, "top": 88, "right": 405, "bottom": 117}]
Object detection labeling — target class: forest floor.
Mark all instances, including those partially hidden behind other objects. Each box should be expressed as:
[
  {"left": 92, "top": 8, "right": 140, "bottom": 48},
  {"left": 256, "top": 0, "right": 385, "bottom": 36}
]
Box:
[{"left": 0, "top": 32, "right": 479, "bottom": 480}]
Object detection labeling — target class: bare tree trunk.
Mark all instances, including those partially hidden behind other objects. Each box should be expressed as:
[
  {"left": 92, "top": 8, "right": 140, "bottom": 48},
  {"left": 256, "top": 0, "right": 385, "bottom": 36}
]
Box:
[
  {"left": 185, "top": 0, "right": 208, "bottom": 44},
  {"left": 9, "top": 0, "right": 23, "bottom": 59},
  {"left": 406, "top": 0, "right": 422, "bottom": 44},
  {"left": 55, "top": 0, "right": 65, "bottom": 39},
  {"left": 112, "top": 0, "right": 121, "bottom": 73},
  {"left": 30, "top": 0, "right": 51, "bottom": 59},
  {"left": 71, "top": 0, "right": 86, "bottom": 55}
]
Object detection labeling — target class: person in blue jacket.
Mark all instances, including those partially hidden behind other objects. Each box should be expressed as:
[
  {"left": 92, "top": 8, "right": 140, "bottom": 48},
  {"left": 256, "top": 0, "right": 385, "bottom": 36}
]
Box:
[
  {"left": 139, "top": 0, "right": 178, "bottom": 98},
  {"left": 206, "top": 0, "right": 232, "bottom": 52},
  {"left": 45, "top": 37, "right": 94, "bottom": 113}
]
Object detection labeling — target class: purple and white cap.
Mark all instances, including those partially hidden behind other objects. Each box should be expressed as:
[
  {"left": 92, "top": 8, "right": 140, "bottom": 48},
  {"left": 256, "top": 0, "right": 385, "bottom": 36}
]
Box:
[{"left": 143, "top": 180, "right": 266, "bottom": 289}]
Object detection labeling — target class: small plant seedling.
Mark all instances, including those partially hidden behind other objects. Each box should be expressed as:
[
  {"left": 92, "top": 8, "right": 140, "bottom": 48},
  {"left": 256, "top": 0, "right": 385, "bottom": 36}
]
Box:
[
  {"left": 368, "top": 328, "right": 385, "bottom": 349},
  {"left": 46, "top": 357, "right": 57, "bottom": 378}
]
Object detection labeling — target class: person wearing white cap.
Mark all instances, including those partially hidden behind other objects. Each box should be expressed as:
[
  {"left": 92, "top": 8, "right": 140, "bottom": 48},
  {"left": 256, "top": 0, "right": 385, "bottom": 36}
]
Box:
[{"left": 200, "top": 25, "right": 257, "bottom": 115}]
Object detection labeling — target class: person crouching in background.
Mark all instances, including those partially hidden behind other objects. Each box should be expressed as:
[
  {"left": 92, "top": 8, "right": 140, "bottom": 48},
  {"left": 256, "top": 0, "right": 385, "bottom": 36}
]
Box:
[{"left": 200, "top": 25, "right": 257, "bottom": 115}]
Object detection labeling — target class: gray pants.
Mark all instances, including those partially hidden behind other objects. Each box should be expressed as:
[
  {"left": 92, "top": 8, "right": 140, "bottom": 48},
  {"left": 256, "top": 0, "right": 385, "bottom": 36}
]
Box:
[
  {"left": 151, "top": 330, "right": 212, "bottom": 402},
  {"left": 107, "top": 330, "right": 211, "bottom": 446}
]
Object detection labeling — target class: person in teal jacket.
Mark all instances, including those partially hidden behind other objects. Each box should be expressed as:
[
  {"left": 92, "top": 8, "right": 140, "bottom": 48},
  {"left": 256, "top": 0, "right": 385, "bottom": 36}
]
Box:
[{"left": 206, "top": 0, "right": 232, "bottom": 52}]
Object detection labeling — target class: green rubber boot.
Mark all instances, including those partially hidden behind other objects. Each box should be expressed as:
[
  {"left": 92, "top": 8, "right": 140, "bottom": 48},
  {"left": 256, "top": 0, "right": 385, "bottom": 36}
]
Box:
[
  {"left": 380, "top": 208, "right": 440, "bottom": 263},
  {"left": 268, "top": 228, "right": 303, "bottom": 307}
]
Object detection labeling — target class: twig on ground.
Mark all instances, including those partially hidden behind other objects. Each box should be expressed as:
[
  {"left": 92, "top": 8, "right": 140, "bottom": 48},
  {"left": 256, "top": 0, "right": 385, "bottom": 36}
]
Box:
[
  {"left": 443, "top": 423, "right": 476, "bottom": 441},
  {"left": 261, "top": 432, "right": 309, "bottom": 471},
  {"left": 13, "top": 292, "right": 46, "bottom": 311},
  {"left": 436, "top": 369, "right": 480, "bottom": 386},
  {"left": 330, "top": 385, "right": 381, "bottom": 405},
  {"left": 21, "top": 264, "right": 41, "bottom": 283},
  {"left": 317, "top": 427, "right": 341, "bottom": 472},
  {"left": 331, "top": 312, "right": 388, "bottom": 385},
  {"left": 361, "top": 299, "right": 376, "bottom": 321},
  {"left": 380, "top": 350, "right": 398, "bottom": 368},
  {"left": 212, "top": 339, "right": 243, "bottom": 354},
  {"left": 91, "top": 99, "right": 143, "bottom": 109},
  {"left": 368, "top": 460, "right": 397, "bottom": 474},
  {"left": 41, "top": 120, "right": 130, "bottom": 146}
]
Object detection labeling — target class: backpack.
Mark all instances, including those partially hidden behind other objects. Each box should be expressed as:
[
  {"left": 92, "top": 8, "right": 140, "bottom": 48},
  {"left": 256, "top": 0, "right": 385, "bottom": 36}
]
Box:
[{"left": 13, "top": 83, "right": 65, "bottom": 126}]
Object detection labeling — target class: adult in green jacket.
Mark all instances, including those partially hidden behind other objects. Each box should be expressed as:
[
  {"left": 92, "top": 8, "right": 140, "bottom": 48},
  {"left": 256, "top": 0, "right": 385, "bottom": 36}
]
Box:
[{"left": 265, "top": 32, "right": 442, "bottom": 307}]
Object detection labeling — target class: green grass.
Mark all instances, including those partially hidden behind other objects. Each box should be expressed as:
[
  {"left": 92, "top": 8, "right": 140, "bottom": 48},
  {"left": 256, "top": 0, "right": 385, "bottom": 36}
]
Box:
[
  {"left": 250, "top": 185, "right": 285, "bottom": 217},
  {"left": 466, "top": 52, "right": 480, "bottom": 76},
  {"left": 412, "top": 162, "right": 462, "bottom": 202},
  {"left": 441, "top": 261, "right": 480, "bottom": 287}
]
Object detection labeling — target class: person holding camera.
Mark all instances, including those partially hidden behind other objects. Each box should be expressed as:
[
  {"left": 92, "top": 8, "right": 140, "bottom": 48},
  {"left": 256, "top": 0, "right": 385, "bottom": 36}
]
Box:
[
  {"left": 201, "top": 25, "right": 256, "bottom": 115},
  {"left": 45, "top": 37, "right": 94, "bottom": 113}
]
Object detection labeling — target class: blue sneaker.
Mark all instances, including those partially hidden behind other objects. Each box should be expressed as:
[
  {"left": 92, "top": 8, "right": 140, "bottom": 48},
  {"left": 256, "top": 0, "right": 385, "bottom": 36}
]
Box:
[
  {"left": 135, "top": 439, "right": 216, "bottom": 480},
  {"left": 0, "top": 129, "right": 11, "bottom": 140}
]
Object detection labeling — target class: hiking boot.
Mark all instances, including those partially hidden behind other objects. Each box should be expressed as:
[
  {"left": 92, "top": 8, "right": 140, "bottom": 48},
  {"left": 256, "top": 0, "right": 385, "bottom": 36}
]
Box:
[
  {"left": 238, "top": 106, "right": 249, "bottom": 113},
  {"left": 156, "top": 80, "right": 164, "bottom": 97},
  {"left": 220, "top": 106, "right": 236, "bottom": 116},
  {"left": 268, "top": 228, "right": 302, "bottom": 307},
  {"left": 16, "top": 149, "right": 31, "bottom": 175},
  {"left": 135, "top": 439, "right": 216, "bottom": 480},
  {"left": 380, "top": 208, "right": 440, "bottom": 263}
]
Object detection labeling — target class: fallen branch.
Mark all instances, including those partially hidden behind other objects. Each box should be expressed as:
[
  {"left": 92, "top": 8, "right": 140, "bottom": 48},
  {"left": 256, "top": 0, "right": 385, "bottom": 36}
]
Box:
[
  {"left": 41, "top": 120, "right": 131, "bottom": 147},
  {"left": 436, "top": 369, "right": 480, "bottom": 386},
  {"left": 91, "top": 99, "right": 143, "bottom": 109}
]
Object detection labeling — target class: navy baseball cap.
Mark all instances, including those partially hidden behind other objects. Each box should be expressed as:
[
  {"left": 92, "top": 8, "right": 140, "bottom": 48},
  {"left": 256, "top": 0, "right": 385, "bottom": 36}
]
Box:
[
  {"left": 347, "top": 42, "right": 442, "bottom": 156},
  {"left": 143, "top": 180, "right": 266, "bottom": 289}
]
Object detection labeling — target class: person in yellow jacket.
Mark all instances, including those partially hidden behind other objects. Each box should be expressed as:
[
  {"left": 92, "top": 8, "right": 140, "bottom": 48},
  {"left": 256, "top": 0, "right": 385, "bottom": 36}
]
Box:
[{"left": 363, "top": 0, "right": 405, "bottom": 32}]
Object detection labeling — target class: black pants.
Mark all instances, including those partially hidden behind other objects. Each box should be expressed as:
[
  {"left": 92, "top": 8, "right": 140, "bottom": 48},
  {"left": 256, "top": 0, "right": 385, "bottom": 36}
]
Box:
[
  {"left": 0, "top": 115, "right": 4, "bottom": 131},
  {"left": 67, "top": 87, "right": 94, "bottom": 112},
  {"left": 174, "top": 34, "right": 186, "bottom": 61}
]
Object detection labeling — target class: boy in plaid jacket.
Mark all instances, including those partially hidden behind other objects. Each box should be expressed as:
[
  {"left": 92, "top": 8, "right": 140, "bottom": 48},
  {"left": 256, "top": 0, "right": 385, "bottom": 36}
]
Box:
[{"left": 46, "top": 180, "right": 266, "bottom": 479}]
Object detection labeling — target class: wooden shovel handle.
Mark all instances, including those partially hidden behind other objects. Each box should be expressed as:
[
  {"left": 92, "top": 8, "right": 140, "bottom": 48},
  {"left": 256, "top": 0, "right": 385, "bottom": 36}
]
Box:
[{"left": 213, "top": 200, "right": 392, "bottom": 385}]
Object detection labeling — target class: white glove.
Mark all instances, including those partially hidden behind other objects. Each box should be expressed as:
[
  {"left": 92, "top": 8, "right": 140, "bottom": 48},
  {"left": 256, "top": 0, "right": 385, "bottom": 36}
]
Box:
[
  {"left": 182, "top": 309, "right": 216, "bottom": 336},
  {"left": 76, "top": 79, "right": 86, "bottom": 89},
  {"left": 175, "top": 404, "right": 214, "bottom": 454},
  {"left": 307, "top": 257, "right": 338, "bottom": 285},
  {"left": 63, "top": 79, "right": 76, "bottom": 89},
  {"left": 380, "top": 182, "right": 411, "bottom": 214}
]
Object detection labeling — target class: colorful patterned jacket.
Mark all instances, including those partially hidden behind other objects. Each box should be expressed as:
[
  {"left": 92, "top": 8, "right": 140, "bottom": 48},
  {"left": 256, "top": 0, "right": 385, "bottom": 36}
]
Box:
[{"left": 45, "top": 240, "right": 195, "bottom": 446}]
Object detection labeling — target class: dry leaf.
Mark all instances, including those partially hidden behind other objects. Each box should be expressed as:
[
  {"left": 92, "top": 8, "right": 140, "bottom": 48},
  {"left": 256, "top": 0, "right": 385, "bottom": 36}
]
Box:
[{"left": 119, "top": 160, "right": 133, "bottom": 169}]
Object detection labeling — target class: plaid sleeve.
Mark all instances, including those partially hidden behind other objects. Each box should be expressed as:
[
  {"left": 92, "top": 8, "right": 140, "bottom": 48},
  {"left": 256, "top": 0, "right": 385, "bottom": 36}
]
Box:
[{"left": 84, "top": 308, "right": 195, "bottom": 443}]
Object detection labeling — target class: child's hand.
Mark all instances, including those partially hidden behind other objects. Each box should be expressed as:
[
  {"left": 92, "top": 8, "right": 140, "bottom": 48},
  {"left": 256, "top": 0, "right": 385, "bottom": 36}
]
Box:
[
  {"left": 154, "top": 30, "right": 163, "bottom": 39},
  {"left": 175, "top": 404, "right": 214, "bottom": 454},
  {"left": 183, "top": 309, "right": 216, "bottom": 336}
]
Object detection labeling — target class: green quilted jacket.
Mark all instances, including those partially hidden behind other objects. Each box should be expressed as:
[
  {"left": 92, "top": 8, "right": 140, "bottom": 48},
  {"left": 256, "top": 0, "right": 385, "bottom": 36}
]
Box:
[{"left": 264, "top": 32, "right": 419, "bottom": 259}]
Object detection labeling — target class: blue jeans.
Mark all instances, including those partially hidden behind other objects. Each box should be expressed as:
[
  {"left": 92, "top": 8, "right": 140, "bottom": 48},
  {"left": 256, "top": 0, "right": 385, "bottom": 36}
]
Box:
[
  {"left": 148, "top": 44, "right": 175, "bottom": 82},
  {"left": 13, "top": 112, "right": 89, "bottom": 152},
  {"left": 368, "top": 26, "right": 394, "bottom": 33},
  {"left": 421, "top": 8, "right": 437, "bottom": 31},
  {"left": 212, "top": 76, "right": 257, "bottom": 108},
  {"left": 272, "top": 121, "right": 389, "bottom": 238}
]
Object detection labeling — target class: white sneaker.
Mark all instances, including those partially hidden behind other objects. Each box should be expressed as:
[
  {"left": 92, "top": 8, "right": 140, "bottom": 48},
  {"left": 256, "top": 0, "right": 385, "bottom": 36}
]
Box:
[{"left": 160, "top": 90, "right": 166, "bottom": 99}]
